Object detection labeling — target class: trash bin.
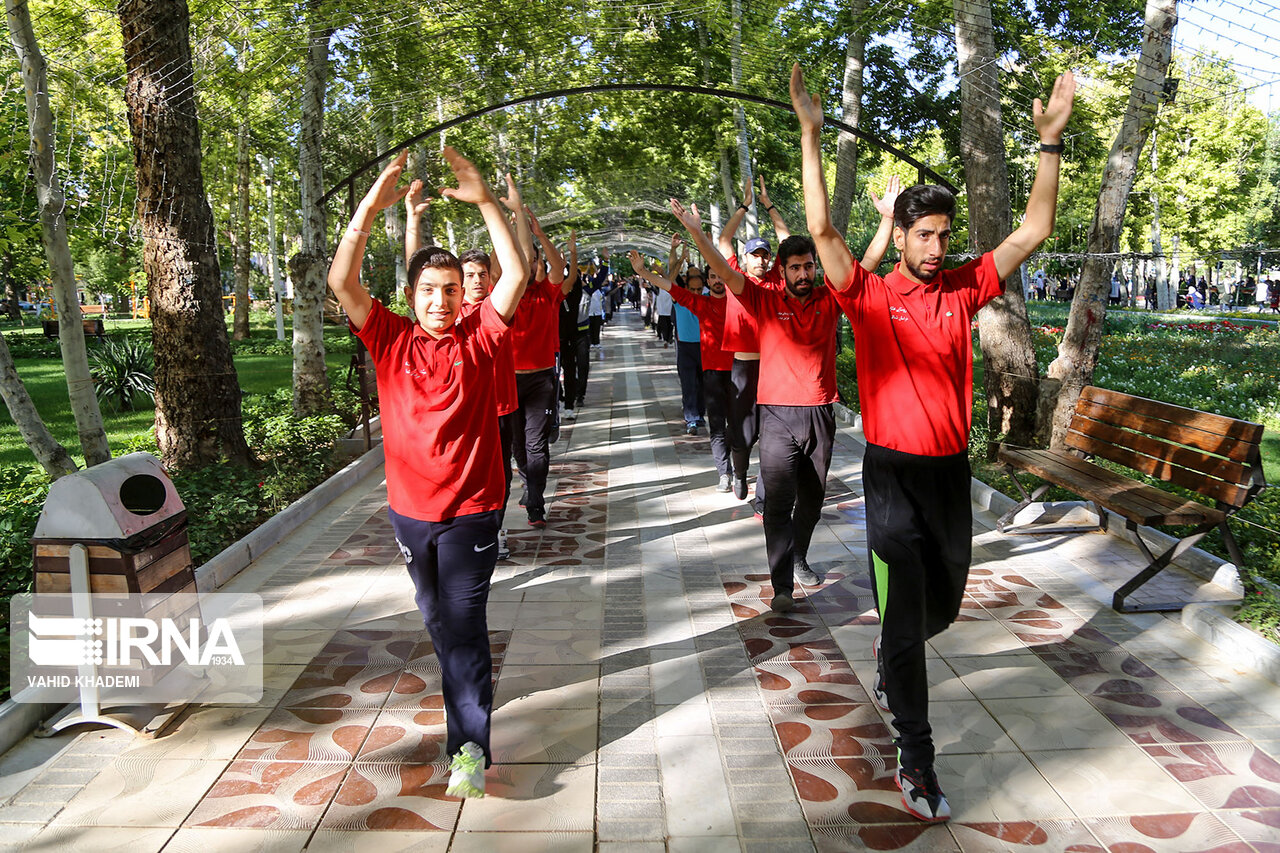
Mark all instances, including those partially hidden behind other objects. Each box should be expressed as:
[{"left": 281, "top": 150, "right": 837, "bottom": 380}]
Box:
[{"left": 32, "top": 452, "right": 194, "bottom": 597}]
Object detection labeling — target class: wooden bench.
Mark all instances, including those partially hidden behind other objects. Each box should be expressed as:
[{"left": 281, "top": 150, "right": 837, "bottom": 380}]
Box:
[
  {"left": 42, "top": 317, "right": 105, "bottom": 340},
  {"left": 997, "top": 386, "right": 1267, "bottom": 613}
]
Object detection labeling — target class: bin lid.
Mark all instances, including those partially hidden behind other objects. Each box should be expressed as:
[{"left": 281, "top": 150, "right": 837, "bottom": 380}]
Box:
[{"left": 34, "top": 452, "right": 186, "bottom": 541}]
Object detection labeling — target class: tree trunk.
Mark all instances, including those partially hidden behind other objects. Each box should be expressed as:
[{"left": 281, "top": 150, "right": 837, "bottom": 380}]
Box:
[
  {"left": 0, "top": 332, "right": 78, "bottom": 477},
  {"left": 263, "top": 157, "right": 286, "bottom": 341},
  {"left": 7, "top": 0, "right": 112, "bottom": 467},
  {"left": 729, "top": 0, "right": 756, "bottom": 238},
  {"left": 3, "top": 252, "right": 19, "bottom": 320},
  {"left": 292, "top": 3, "right": 331, "bottom": 416},
  {"left": 232, "top": 119, "right": 252, "bottom": 340},
  {"left": 375, "top": 119, "right": 406, "bottom": 302},
  {"left": 1149, "top": 135, "right": 1168, "bottom": 309},
  {"left": 408, "top": 142, "right": 435, "bottom": 249},
  {"left": 831, "top": 0, "right": 869, "bottom": 236},
  {"left": 1045, "top": 0, "right": 1176, "bottom": 447},
  {"left": 953, "top": 0, "right": 1040, "bottom": 454},
  {"left": 118, "top": 0, "right": 250, "bottom": 469}
]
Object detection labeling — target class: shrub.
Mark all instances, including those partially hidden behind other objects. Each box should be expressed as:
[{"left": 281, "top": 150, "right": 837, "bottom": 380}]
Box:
[{"left": 88, "top": 338, "right": 155, "bottom": 412}]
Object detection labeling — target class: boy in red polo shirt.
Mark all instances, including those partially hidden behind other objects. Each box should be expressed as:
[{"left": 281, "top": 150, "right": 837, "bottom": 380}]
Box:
[
  {"left": 511, "top": 211, "right": 574, "bottom": 528},
  {"left": 629, "top": 249, "right": 735, "bottom": 489},
  {"left": 326, "top": 148, "right": 528, "bottom": 800},
  {"left": 791, "top": 63, "right": 1075, "bottom": 822}
]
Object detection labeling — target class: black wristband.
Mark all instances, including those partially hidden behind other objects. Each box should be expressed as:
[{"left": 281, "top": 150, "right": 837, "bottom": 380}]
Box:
[
  {"left": 764, "top": 204, "right": 775, "bottom": 213},
  {"left": 737, "top": 203, "right": 749, "bottom": 212},
  {"left": 1039, "top": 142, "right": 1065, "bottom": 154}
]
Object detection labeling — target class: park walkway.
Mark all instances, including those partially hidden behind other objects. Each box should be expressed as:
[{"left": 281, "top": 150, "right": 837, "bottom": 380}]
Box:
[{"left": 2, "top": 308, "right": 1280, "bottom": 852}]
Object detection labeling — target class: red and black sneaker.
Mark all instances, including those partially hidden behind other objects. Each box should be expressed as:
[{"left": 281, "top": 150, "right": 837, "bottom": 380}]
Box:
[
  {"left": 527, "top": 508, "right": 547, "bottom": 529},
  {"left": 895, "top": 764, "right": 950, "bottom": 823}
]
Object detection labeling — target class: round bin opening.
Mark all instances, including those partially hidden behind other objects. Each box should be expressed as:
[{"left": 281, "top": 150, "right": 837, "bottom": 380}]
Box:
[{"left": 120, "top": 474, "right": 167, "bottom": 516}]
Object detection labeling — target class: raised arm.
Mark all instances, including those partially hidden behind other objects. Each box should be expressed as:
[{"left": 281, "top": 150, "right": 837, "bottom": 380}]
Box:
[
  {"left": 859, "top": 175, "right": 901, "bottom": 272},
  {"left": 992, "top": 72, "right": 1076, "bottom": 280},
  {"left": 499, "top": 175, "right": 534, "bottom": 269},
  {"left": 441, "top": 148, "right": 527, "bottom": 321},
  {"left": 757, "top": 175, "right": 791, "bottom": 240},
  {"left": 670, "top": 198, "right": 746, "bottom": 294},
  {"left": 403, "top": 179, "right": 430, "bottom": 266},
  {"left": 790, "top": 63, "right": 857, "bottom": 291},
  {"left": 564, "top": 231, "right": 579, "bottom": 289},
  {"left": 718, "top": 177, "right": 752, "bottom": 258},
  {"left": 629, "top": 249, "right": 673, "bottom": 292},
  {"left": 328, "top": 151, "right": 410, "bottom": 330},
  {"left": 528, "top": 208, "right": 567, "bottom": 289}
]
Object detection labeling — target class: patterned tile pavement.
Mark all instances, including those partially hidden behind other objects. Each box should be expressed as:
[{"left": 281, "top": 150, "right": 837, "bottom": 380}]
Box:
[{"left": 3, "top": 310, "right": 1279, "bottom": 852}]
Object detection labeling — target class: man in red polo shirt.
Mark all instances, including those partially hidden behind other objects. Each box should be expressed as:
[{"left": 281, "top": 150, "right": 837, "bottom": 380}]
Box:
[
  {"left": 670, "top": 191, "right": 894, "bottom": 611},
  {"left": 511, "top": 210, "right": 575, "bottom": 528},
  {"left": 629, "top": 249, "right": 735, "bottom": 489},
  {"left": 790, "top": 63, "right": 1075, "bottom": 822},
  {"left": 326, "top": 148, "right": 528, "bottom": 800}
]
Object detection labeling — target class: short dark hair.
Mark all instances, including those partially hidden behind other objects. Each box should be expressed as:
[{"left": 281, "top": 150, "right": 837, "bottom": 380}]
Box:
[
  {"left": 407, "top": 246, "right": 462, "bottom": 288},
  {"left": 776, "top": 234, "right": 816, "bottom": 270},
  {"left": 459, "top": 249, "right": 490, "bottom": 269},
  {"left": 894, "top": 185, "right": 956, "bottom": 231}
]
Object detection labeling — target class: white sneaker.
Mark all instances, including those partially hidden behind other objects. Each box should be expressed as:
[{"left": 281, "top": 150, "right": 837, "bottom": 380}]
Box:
[
  {"left": 563, "top": 409, "right": 576, "bottom": 421},
  {"left": 446, "top": 742, "right": 486, "bottom": 798},
  {"left": 496, "top": 531, "right": 510, "bottom": 561}
]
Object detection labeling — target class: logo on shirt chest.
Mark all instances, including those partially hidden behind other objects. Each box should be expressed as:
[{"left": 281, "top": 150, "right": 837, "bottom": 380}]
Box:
[{"left": 889, "top": 305, "right": 910, "bottom": 323}]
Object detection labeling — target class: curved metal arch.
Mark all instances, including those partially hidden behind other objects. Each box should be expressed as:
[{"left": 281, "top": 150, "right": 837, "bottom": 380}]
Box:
[{"left": 323, "top": 83, "right": 957, "bottom": 208}]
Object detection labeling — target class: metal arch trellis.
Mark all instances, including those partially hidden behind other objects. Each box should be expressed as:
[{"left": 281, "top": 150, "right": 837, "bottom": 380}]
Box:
[{"left": 321, "top": 82, "right": 959, "bottom": 212}]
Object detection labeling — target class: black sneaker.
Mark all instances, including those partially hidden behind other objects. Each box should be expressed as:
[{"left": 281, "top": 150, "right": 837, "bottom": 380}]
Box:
[
  {"left": 733, "top": 476, "right": 748, "bottom": 500},
  {"left": 794, "top": 557, "right": 821, "bottom": 587},
  {"left": 871, "top": 634, "right": 890, "bottom": 711},
  {"left": 770, "top": 592, "right": 794, "bottom": 613},
  {"left": 527, "top": 508, "right": 546, "bottom": 529},
  {"left": 686, "top": 423, "right": 698, "bottom": 435},
  {"left": 896, "top": 764, "right": 950, "bottom": 823}
]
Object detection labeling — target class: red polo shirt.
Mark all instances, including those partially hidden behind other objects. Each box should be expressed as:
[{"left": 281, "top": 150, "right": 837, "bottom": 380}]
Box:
[
  {"left": 831, "top": 253, "right": 1003, "bottom": 456},
  {"left": 729, "top": 278, "right": 840, "bottom": 406},
  {"left": 669, "top": 286, "right": 733, "bottom": 371},
  {"left": 723, "top": 254, "right": 782, "bottom": 354},
  {"left": 461, "top": 300, "right": 517, "bottom": 416},
  {"left": 355, "top": 299, "right": 509, "bottom": 521},
  {"left": 511, "top": 278, "right": 566, "bottom": 371}
]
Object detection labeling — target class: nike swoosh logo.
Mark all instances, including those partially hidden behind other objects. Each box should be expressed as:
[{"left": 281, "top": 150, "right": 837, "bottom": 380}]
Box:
[{"left": 474, "top": 542, "right": 496, "bottom": 552}]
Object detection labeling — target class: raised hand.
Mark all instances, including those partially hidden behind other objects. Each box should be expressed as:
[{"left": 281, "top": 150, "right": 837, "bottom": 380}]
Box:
[
  {"left": 526, "top": 205, "right": 547, "bottom": 238},
  {"left": 628, "top": 249, "right": 647, "bottom": 275},
  {"left": 741, "top": 174, "right": 755, "bottom": 208},
  {"left": 405, "top": 179, "right": 431, "bottom": 218},
  {"left": 789, "top": 63, "right": 824, "bottom": 133},
  {"left": 670, "top": 232, "right": 682, "bottom": 253},
  {"left": 498, "top": 172, "right": 522, "bottom": 214},
  {"left": 439, "top": 147, "right": 494, "bottom": 206},
  {"left": 669, "top": 198, "right": 703, "bottom": 233},
  {"left": 1033, "top": 71, "right": 1076, "bottom": 144},
  {"left": 364, "top": 150, "right": 411, "bottom": 213},
  {"left": 869, "top": 174, "right": 902, "bottom": 219},
  {"left": 757, "top": 174, "right": 771, "bottom": 208}
]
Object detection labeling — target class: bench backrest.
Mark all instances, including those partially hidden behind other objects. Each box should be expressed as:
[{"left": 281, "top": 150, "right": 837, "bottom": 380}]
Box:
[{"left": 1066, "top": 385, "right": 1266, "bottom": 509}]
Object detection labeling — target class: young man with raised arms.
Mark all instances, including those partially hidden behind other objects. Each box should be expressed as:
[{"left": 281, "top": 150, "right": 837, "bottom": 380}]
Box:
[
  {"left": 669, "top": 170, "right": 897, "bottom": 610},
  {"left": 629, "top": 244, "right": 735, "bottom": 489},
  {"left": 327, "top": 148, "right": 528, "bottom": 800},
  {"left": 789, "top": 62, "right": 1075, "bottom": 822}
]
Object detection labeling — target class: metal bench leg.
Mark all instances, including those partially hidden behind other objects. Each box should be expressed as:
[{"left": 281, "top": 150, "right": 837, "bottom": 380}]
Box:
[
  {"left": 996, "top": 470, "right": 1051, "bottom": 532},
  {"left": 1112, "top": 520, "right": 1214, "bottom": 613}
]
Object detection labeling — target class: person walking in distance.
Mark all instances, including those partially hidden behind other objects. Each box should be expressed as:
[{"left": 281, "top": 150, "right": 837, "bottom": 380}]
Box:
[{"left": 790, "top": 62, "right": 1075, "bottom": 822}]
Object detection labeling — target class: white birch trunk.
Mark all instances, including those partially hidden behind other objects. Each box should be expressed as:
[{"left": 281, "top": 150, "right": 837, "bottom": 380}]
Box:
[
  {"left": 730, "top": 0, "right": 756, "bottom": 238},
  {"left": 831, "top": 0, "right": 869, "bottom": 236},
  {"left": 232, "top": 119, "right": 252, "bottom": 340},
  {"left": 7, "top": 0, "right": 111, "bottom": 467},
  {"left": 291, "top": 5, "right": 330, "bottom": 415},
  {"left": 0, "top": 332, "right": 77, "bottom": 477}
]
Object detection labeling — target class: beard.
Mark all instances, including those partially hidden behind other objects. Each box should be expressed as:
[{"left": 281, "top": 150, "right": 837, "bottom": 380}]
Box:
[{"left": 786, "top": 275, "right": 815, "bottom": 299}]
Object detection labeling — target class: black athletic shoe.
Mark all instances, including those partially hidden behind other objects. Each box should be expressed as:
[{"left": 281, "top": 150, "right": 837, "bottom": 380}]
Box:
[
  {"left": 896, "top": 764, "right": 950, "bottom": 823},
  {"left": 794, "top": 557, "right": 821, "bottom": 587},
  {"left": 686, "top": 423, "right": 698, "bottom": 435},
  {"left": 871, "top": 634, "right": 890, "bottom": 712},
  {"left": 527, "top": 508, "right": 546, "bottom": 529},
  {"left": 733, "top": 476, "right": 748, "bottom": 500},
  {"left": 770, "top": 592, "right": 794, "bottom": 613}
]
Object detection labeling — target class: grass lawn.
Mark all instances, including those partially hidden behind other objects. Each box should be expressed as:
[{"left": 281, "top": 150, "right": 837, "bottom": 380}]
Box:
[{"left": 0, "top": 316, "right": 354, "bottom": 469}]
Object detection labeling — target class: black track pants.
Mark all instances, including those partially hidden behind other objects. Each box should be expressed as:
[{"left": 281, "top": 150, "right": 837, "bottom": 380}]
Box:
[
  {"left": 862, "top": 442, "right": 972, "bottom": 772},
  {"left": 757, "top": 404, "right": 834, "bottom": 597}
]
